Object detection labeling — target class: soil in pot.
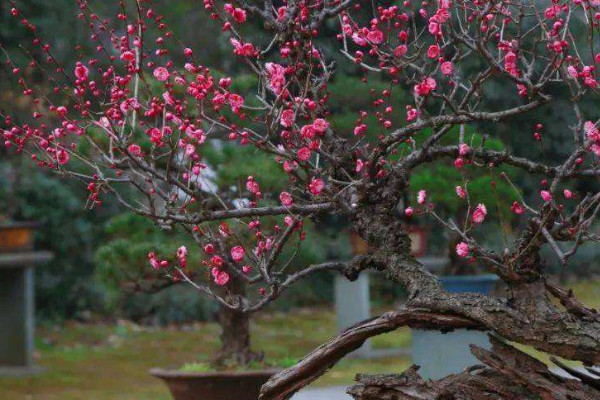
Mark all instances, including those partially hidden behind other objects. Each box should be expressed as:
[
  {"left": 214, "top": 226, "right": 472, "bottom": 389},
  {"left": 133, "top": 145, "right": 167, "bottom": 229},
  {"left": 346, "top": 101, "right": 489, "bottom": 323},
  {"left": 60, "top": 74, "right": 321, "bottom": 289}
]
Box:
[{"left": 150, "top": 368, "right": 278, "bottom": 400}]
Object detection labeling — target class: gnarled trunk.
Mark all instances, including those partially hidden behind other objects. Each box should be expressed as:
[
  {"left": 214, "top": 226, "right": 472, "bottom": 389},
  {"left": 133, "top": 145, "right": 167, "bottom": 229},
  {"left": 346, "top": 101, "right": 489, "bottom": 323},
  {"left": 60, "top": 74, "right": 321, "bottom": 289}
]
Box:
[
  {"left": 348, "top": 335, "right": 600, "bottom": 400},
  {"left": 260, "top": 205, "right": 600, "bottom": 400}
]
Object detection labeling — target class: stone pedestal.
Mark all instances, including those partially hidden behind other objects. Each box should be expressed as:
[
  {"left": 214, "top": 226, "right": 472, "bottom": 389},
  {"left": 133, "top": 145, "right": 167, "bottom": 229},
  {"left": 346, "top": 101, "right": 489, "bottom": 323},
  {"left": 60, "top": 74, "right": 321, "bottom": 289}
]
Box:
[
  {"left": 0, "top": 264, "right": 34, "bottom": 367},
  {"left": 0, "top": 251, "right": 52, "bottom": 375},
  {"left": 334, "top": 273, "right": 372, "bottom": 358}
]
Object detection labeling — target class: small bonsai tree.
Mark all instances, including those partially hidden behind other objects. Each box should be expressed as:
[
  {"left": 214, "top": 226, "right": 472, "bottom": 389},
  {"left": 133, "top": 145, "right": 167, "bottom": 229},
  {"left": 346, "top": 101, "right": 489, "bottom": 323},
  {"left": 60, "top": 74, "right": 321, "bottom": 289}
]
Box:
[{"left": 3, "top": 0, "right": 600, "bottom": 398}]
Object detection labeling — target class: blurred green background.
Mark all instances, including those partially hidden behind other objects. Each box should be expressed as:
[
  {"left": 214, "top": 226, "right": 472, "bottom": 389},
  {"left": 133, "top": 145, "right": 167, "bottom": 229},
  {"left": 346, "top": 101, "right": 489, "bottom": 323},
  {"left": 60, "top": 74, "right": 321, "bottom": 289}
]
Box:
[{"left": 0, "top": 0, "right": 599, "bottom": 327}]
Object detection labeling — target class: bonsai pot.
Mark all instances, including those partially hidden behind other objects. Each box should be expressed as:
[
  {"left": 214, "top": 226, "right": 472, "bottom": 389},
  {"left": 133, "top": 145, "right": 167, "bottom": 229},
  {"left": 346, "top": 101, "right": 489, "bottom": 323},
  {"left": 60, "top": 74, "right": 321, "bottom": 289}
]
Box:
[
  {"left": 150, "top": 368, "right": 279, "bottom": 400},
  {"left": 438, "top": 274, "right": 499, "bottom": 295},
  {"left": 0, "top": 222, "right": 39, "bottom": 253},
  {"left": 411, "top": 274, "right": 499, "bottom": 379}
]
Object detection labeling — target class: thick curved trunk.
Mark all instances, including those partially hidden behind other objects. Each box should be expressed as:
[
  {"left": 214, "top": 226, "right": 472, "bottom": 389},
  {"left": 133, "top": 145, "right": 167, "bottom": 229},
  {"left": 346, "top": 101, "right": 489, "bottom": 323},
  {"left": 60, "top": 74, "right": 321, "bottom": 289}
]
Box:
[
  {"left": 355, "top": 209, "right": 600, "bottom": 365},
  {"left": 260, "top": 208, "right": 600, "bottom": 400},
  {"left": 259, "top": 308, "right": 480, "bottom": 400}
]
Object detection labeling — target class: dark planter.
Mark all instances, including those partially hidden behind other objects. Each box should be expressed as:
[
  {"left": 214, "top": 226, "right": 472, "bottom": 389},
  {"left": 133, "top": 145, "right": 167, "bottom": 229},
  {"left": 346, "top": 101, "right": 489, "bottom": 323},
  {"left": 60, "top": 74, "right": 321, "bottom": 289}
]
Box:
[
  {"left": 150, "top": 368, "right": 278, "bottom": 400},
  {"left": 439, "top": 274, "right": 499, "bottom": 294},
  {"left": 411, "top": 274, "right": 499, "bottom": 379},
  {"left": 0, "top": 222, "right": 39, "bottom": 253}
]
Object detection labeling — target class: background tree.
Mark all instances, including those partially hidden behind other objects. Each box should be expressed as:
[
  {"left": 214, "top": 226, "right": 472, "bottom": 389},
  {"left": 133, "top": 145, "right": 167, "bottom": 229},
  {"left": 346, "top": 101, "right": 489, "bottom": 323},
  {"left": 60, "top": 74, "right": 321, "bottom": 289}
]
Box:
[{"left": 3, "top": 0, "right": 600, "bottom": 397}]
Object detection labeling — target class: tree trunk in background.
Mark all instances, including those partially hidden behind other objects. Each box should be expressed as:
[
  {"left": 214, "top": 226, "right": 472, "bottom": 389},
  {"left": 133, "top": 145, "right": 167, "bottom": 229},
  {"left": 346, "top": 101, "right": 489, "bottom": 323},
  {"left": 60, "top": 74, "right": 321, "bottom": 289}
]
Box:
[
  {"left": 216, "top": 305, "right": 253, "bottom": 365},
  {"left": 214, "top": 272, "right": 255, "bottom": 367}
]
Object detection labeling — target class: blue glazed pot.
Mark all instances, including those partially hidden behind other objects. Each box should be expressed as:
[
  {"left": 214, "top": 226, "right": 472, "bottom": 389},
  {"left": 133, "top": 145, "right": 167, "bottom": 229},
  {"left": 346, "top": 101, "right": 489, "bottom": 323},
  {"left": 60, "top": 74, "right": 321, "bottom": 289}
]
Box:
[
  {"left": 411, "top": 274, "right": 499, "bottom": 380},
  {"left": 440, "top": 274, "right": 499, "bottom": 294}
]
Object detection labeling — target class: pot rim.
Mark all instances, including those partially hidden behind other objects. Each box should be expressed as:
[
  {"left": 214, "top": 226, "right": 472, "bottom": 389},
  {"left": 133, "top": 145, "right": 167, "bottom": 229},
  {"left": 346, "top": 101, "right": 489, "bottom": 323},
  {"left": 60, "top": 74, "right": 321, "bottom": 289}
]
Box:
[
  {"left": 439, "top": 273, "right": 499, "bottom": 283},
  {"left": 149, "top": 367, "right": 280, "bottom": 379},
  {"left": 0, "top": 221, "right": 41, "bottom": 229}
]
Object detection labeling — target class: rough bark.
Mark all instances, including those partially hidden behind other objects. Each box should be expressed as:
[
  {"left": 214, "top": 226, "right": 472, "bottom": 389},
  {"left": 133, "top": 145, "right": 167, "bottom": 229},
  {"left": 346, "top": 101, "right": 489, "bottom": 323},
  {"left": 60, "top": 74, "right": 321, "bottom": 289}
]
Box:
[
  {"left": 215, "top": 304, "right": 254, "bottom": 366},
  {"left": 214, "top": 273, "right": 256, "bottom": 367},
  {"left": 259, "top": 308, "right": 480, "bottom": 400},
  {"left": 348, "top": 336, "right": 600, "bottom": 400}
]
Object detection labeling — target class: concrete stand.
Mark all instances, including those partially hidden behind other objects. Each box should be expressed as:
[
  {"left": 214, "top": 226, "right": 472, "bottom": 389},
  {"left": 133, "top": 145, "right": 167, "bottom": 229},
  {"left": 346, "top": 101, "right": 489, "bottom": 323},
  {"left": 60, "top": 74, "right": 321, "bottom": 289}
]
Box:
[
  {"left": 334, "top": 273, "right": 372, "bottom": 358},
  {"left": 0, "top": 251, "right": 52, "bottom": 375}
]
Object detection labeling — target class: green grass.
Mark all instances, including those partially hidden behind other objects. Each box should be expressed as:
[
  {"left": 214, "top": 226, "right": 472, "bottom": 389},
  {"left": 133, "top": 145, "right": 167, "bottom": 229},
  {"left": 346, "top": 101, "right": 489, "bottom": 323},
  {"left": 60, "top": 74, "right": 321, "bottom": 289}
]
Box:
[
  {"left": 567, "top": 278, "right": 600, "bottom": 309},
  {"left": 0, "top": 308, "right": 410, "bottom": 400}
]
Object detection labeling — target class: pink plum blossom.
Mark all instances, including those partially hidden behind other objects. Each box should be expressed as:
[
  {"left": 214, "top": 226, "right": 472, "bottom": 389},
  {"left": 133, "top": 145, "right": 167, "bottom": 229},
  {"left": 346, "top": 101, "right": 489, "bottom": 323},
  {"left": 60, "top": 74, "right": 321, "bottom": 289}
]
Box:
[
  {"left": 265, "top": 62, "right": 286, "bottom": 94},
  {"left": 177, "top": 246, "right": 188, "bottom": 258},
  {"left": 246, "top": 176, "right": 261, "bottom": 195},
  {"left": 472, "top": 203, "right": 487, "bottom": 224},
  {"left": 540, "top": 190, "right": 552, "bottom": 202},
  {"left": 281, "top": 109, "right": 295, "bottom": 127},
  {"left": 297, "top": 147, "right": 311, "bottom": 161},
  {"left": 153, "top": 67, "right": 170, "bottom": 82},
  {"left": 456, "top": 242, "right": 470, "bottom": 258},
  {"left": 366, "top": 29, "right": 384, "bottom": 44},
  {"left": 231, "top": 246, "right": 245, "bottom": 262},
  {"left": 279, "top": 191, "right": 293, "bottom": 206},
  {"left": 224, "top": 3, "right": 247, "bottom": 23},
  {"left": 128, "top": 144, "right": 142, "bottom": 156},
  {"left": 212, "top": 268, "right": 230, "bottom": 286},
  {"left": 407, "top": 108, "right": 419, "bottom": 121},
  {"left": 309, "top": 178, "right": 324, "bottom": 195},
  {"left": 414, "top": 77, "right": 437, "bottom": 96},
  {"left": 312, "top": 118, "right": 329, "bottom": 133},
  {"left": 74, "top": 62, "right": 89, "bottom": 81},
  {"left": 393, "top": 45, "right": 407, "bottom": 57},
  {"left": 585, "top": 121, "right": 600, "bottom": 142},
  {"left": 441, "top": 61, "right": 453, "bottom": 75},
  {"left": 56, "top": 149, "right": 69, "bottom": 165},
  {"left": 417, "top": 190, "right": 427, "bottom": 205},
  {"left": 511, "top": 202, "right": 525, "bottom": 215},
  {"left": 427, "top": 45, "right": 440, "bottom": 59}
]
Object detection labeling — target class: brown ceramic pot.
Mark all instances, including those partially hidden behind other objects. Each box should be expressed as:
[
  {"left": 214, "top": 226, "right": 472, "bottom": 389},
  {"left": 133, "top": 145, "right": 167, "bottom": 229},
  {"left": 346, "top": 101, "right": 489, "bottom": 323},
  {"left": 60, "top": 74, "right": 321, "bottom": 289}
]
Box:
[
  {"left": 0, "top": 222, "right": 38, "bottom": 252},
  {"left": 150, "top": 368, "right": 278, "bottom": 400}
]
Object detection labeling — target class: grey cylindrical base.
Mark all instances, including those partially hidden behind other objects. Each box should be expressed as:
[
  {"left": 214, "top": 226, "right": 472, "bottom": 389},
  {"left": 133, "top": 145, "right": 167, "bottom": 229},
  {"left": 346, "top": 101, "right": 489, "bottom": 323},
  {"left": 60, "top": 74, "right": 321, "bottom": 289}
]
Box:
[
  {"left": 334, "top": 273, "right": 372, "bottom": 358},
  {"left": 411, "top": 329, "right": 491, "bottom": 379}
]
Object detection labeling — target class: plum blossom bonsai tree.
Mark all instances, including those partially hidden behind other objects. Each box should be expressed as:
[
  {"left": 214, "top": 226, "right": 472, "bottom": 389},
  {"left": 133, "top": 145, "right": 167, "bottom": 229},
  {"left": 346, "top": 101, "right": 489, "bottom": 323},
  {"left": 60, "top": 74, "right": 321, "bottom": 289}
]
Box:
[{"left": 3, "top": 0, "right": 600, "bottom": 397}]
